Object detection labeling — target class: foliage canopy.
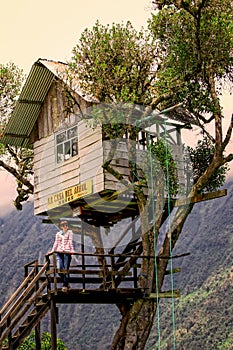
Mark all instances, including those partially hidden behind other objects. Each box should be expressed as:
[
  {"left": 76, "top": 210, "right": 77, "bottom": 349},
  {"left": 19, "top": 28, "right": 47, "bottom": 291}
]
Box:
[
  {"left": 186, "top": 136, "right": 229, "bottom": 192},
  {"left": 69, "top": 21, "right": 157, "bottom": 105},
  {"left": 149, "top": 0, "right": 233, "bottom": 118},
  {"left": 0, "top": 62, "right": 24, "bottom": 134}
]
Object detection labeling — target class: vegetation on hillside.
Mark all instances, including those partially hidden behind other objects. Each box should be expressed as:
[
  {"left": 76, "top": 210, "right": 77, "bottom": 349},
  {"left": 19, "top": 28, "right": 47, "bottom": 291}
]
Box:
[
  {"left": 3, "top": 332, "right": 67, "bottom": 350},
  {"left": 0, "top": 181, "right": 233, "bottom": 349}
]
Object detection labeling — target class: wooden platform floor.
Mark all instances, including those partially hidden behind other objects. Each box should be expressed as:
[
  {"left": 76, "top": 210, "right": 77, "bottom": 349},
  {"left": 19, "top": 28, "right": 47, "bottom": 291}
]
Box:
[{"left": 51, "top": 287, "right": 145, "bottom": 304}]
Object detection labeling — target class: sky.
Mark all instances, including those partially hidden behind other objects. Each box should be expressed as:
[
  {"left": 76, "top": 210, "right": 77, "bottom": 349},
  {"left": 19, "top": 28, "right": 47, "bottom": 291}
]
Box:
[
  {"left": 0, "top": 0, "right": 151, "bottom": 74},
  {"left": 0, "top": 0, "right": 232, "bottom": 215}
]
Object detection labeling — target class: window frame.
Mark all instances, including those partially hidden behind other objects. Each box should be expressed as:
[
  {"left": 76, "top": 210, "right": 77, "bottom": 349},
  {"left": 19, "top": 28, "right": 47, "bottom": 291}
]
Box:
[{"left": 55, "top": 125, "right": 78, "bottom": 164}]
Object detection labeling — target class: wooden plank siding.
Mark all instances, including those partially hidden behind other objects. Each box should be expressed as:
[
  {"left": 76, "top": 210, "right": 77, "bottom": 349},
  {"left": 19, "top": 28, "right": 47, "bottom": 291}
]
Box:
[
  {"left": 102, "top": 133, "right": 185, "bottom": 192},
  {"left": 33, "top": 85, "right": 105, "bottom": 215},
  {"left": 78, "top": 121, "right": 104, "bottom": 190}
]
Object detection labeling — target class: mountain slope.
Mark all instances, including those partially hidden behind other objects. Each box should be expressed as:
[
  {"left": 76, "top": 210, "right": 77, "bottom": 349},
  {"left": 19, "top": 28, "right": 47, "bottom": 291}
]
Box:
[{"left": 0, "top": 181, "right": 233, "bottom": 349}]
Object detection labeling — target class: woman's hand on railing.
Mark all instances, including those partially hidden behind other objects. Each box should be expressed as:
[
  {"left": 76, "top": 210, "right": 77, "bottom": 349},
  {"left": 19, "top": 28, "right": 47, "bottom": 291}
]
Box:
[{"left": 45, "top": 251, "right": 53, "bottom": 257}]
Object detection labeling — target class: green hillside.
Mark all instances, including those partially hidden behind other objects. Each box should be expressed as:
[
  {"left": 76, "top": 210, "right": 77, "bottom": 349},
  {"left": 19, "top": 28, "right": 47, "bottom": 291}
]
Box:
[
  {"left": 1, "top": 181, "right": 233, "bottom": 349},
  {"left": 146, "top": 181, "right": 233, "bottom": 349},
  {"left": 147, "top": 266, "right": 233, "bottom": 349}
]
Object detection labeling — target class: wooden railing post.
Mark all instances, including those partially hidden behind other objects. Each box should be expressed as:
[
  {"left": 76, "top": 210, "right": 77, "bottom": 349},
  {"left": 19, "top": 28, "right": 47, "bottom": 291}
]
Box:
[
  {"left": 35, "top": 322, "right": 41, "bottom": 350},
  {"left": 34, "top": 259, "right": 42, "bottom": 350},
  {"left": 110, "top": 254, "right": 115, "bottom": 289},
  {"left": 7, "top": 316, "right": 12, "bottom": 350},
  {"left": 81, "top": 221, "right": 86, "bottom": 291},
  {"left": 52, "top": 253, "right": 57, "bottom": 294},
  {"left": 35, "top": 260, "right": 39, "bottom": 293},
  {"left": 45, "top": 254, "right": 51, "bottom": 294}
]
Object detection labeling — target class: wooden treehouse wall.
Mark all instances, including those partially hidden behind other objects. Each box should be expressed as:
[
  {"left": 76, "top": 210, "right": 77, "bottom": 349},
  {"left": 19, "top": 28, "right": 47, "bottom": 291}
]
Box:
[
  {"left": 33, "top": 81, "right": 105, "bottom": 216},
  {"left": 33, "top": 80, "right": 185, "bottom": 217},
  {"left": 103, "top": 128, "right": 185, "bottom": 193}
]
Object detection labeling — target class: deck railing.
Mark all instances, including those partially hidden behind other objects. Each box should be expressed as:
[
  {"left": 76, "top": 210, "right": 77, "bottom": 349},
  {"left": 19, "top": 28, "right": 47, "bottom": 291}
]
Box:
[
  {"left": 0, "top": 260, "right": 49, "bottom": 349},
  {"left": 0, "top": 249, "right": 153, "bottom": 349},
  {"left": 45, "top": 249, "right": 144, "bottom": 292}
]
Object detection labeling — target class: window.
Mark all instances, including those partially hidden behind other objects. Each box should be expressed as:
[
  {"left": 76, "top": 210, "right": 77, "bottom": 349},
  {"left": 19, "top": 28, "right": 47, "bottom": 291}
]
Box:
[{"left": 56, "top": 126, "right": 78, "bottom": 163}]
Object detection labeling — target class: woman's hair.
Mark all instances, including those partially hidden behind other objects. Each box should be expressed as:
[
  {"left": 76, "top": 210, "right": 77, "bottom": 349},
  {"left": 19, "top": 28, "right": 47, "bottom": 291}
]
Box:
[{"left": 60, "top": 220, "right": 68, "bottom": 227}]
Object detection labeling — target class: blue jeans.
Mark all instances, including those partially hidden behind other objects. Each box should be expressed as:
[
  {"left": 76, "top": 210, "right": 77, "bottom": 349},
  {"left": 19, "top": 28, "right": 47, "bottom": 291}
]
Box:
[{"left": 56, "top": 253, "right": 72, "bottom": 287}]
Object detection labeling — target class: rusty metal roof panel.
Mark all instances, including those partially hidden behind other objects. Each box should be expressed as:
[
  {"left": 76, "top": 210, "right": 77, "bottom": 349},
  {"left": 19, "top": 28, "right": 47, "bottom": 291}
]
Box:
[{"left": 40, "top": 59, "right": 98, "bottom": 103}]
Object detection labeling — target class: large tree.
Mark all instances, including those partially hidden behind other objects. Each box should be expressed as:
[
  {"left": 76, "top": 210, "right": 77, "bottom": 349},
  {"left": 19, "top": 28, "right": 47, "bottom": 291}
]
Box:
[
  {"left": 68, "top": 1, "right": 233, "bottom": 349},
  {"left": 0, "top": 63, "right": 34, "bottom": 209},
  {"left": 0, "top": 0, "right": 232, "bottom": 348}
]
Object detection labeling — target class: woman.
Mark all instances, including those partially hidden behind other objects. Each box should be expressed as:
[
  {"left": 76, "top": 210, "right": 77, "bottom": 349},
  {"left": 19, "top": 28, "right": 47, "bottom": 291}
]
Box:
[{"left": 50, "top": 220, "right": 75, "bottom": 292}]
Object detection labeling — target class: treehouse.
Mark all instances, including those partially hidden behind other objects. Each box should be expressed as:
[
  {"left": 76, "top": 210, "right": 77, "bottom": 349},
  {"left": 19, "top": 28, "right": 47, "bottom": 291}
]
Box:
[
  {"left": 2, "top": 59, "right": 192, "bottom": 227},
  {"left": 2, "top": 59, "right": 229, "bottom": 350}
]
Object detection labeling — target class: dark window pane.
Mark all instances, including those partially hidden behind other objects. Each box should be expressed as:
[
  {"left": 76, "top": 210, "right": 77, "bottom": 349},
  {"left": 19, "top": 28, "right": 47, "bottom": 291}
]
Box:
[
  {"left": 56, "top": 131, "right": 66, "bottom": 144},
  {"left": 57, "top": 144, "right": 64, "bottom": 163},
  {"left": 71, "top": 138, "right": 78, "bottom": 156},
  {"left": 68, "top": 126, "right": 77, "bottom": 139},
  {"left": 64, "top": 141, "right": 71, "bottom": 160},
  {"left": 56, "top": 126, "right": 78, "bottom": 163}
]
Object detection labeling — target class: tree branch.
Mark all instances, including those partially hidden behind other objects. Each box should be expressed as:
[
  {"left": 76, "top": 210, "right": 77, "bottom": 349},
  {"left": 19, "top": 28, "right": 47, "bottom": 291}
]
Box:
[
  {"left": 222, "top": 113, "right": 233, "bottom": 151},
  {"left": 0, "top": 160, "right": 34, "bottom": 193}
]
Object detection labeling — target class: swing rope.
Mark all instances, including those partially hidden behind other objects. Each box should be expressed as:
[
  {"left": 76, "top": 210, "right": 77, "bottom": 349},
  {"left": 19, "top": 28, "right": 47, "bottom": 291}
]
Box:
[
  {"left": 133, "top": 119, "right": 177, "bottom": 349},
  {"left": 147, "top": 120, "right": 177, "bottom": 350},
  {"left": 164, "top": 120, "right": 177, "bottom": 350},
  {"left": 148, "top": 131, "right": 161, "bottom": 349}
]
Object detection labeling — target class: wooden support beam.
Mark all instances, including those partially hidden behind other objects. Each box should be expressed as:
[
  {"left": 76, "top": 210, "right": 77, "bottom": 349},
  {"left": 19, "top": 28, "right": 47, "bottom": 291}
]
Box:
[
  {"left": 165, "top": 268, "right": 181, "bottom": 275},
  {"left": 159, "top": 252, "right": 190, "bottom": 260},
  {"left": 35, "top": 322, "right": 41, "bottom": 350},
  {"left": 50, "top": 299, "right": 57, "bottom": 350},
  {"left": 148, "top": 289, "right": 181, "bottom": 299},
  {"left": 174, "top": 189, "right": 227, "bottom": 207},
  {"left": 99, "top": 271, "right": 132, "bottom": 277}
]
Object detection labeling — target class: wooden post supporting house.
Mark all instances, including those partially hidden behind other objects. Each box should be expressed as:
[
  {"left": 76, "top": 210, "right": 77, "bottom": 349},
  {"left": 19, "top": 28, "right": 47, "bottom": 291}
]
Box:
[{"left": 50, "top": 299, "right": 57, "bottom": 350}]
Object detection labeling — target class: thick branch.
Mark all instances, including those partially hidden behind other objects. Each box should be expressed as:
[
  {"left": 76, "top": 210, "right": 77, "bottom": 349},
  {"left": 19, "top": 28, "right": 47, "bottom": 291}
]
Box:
[
  {"left": 206, "top": 62, "right": 223, "bottom": 153},
  {"left": 157, "top": 201, "right": 194, "bottom": 290},
  {"left": 0, "top": 160, "right": 34, "bottom": 193},
  {"left": 223, "top": 153, "right": 233, "bottom": 164}
]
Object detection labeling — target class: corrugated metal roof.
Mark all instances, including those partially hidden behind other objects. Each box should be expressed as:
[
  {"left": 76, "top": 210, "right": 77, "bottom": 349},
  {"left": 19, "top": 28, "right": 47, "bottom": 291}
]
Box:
[
  {"left": 1, "top": 59, "right": 55, "bottom": 147},
  {"left": 1, "top": 58, "right": 98, "bottom": 147}
]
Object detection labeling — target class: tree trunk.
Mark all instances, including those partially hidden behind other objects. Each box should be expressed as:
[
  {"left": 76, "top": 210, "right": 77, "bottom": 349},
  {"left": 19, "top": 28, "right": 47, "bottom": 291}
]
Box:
[
  {"left": 111, "top": 299, "right": 157, "bottom": 350},
  {"left": 110, "top": 195, "right": 195, "bottom": 349}
]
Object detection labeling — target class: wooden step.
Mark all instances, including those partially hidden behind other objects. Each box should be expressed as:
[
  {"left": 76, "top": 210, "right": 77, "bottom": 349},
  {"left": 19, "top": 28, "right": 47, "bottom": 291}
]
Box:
[
  {"left": 127, "top": 241, "right": 141, "bottom": 247},
  {"left": 114, "top": 260, "right": 129, "bottom": 267},
  {"left": 19, "top": 321, "right": 29, "bottom": 333},
  {"left": 35, "top": 301, "right": 47, "bottom": 310},
  {"left": 27, "top": 312, "right": 37, "bottom": 321}
]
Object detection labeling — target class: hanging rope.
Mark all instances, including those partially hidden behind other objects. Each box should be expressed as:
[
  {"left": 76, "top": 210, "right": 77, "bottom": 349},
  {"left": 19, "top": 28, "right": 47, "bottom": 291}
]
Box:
[
  {"left": 164, "top": 120, "right": 177, "bottom": 350},
  {"left": 148, "top": 130, "right": 161, "bottom": 349},
  {"left": 133, "top": 119, "right": 177, "bottom": 349}
]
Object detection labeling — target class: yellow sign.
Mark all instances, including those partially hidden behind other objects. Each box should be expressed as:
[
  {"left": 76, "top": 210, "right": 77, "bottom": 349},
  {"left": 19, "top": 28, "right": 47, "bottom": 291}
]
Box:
[{"left": 47, "top": 180, "right": 92, "bottom": 210}]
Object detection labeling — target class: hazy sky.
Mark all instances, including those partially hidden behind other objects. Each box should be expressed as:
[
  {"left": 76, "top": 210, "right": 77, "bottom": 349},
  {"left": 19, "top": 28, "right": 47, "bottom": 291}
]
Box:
[
  {"left": 1, "top": 0, "right": 151, "bottom": 74},
  {"left": 0, "top": 0, "right": 232, "bottom": 215}
]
